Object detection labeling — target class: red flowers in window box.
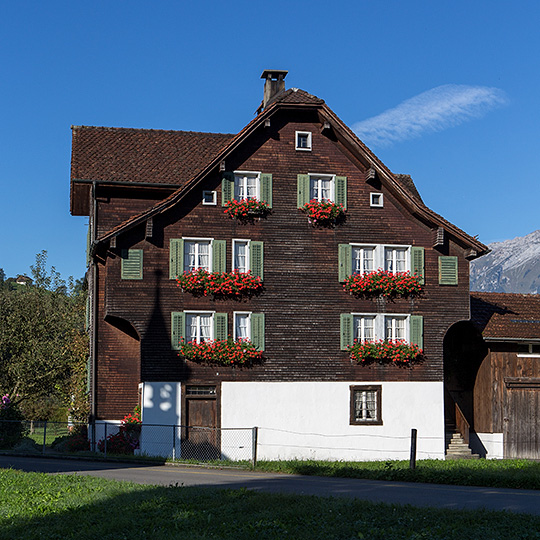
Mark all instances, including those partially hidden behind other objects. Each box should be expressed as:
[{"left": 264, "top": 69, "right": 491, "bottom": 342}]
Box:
[
  {"left": 348, "top": 340, "right": 424, "bottom": 364},
  {"left": 343, "top": 270, "right": 423, "bottom": 298},
  {"left": 177, "top": 270, "right": 263, "bottom": 297},
  {"left": 301, "top": 200, "right": 345, "bottom": 226},
  {"left": 179, "top": 337, "right": 263, "bottom": 366},
  {"left": 224, "top": 199, "right": 270, "bottom": 219}
]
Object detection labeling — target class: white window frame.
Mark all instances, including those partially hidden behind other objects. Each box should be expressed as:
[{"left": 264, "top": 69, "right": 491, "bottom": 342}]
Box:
[
  {"left": 350, "top": 243, "right": 411, "bottom": 275},
  {"left": 202, "top": 190, "right": 217, "bottom": 205},
  {"left": 309, "top": 173, "right": 335, "bottom": 203},
  {"left": 352, "top": 314, "right": 377, "bottom": 343},
  {"left": 183, "top": 238, "right": 213, "bottom": 272},
  {"left": 185, "top": 311, "right": 215, "bottom": 344},
  {"left": 352, "top": 313, "right": 411, "bottom": 343},
  {"left": 295, "top": 131, "right": 312, "bottom": 151},
  {"left": 232, "top": 239, "right": 250, "bottom": 273},
  {"left": 384, "top": 314, "right": 409, "bottom": 342},
  {"left": 234, "top": 170, "right": 260, "bottom": 201},
  {"left": 352, "top": 245, "right": 377, "bottom": 275},
  {"left": 370, "top": 192, "right": 384, "bottom": 207},
  {"left": 234, "top": 311, "right": 251, "bottom": 341}
]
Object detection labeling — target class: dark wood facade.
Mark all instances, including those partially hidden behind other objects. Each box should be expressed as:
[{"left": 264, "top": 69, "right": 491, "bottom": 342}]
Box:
[{"left": 71, "top": 76, "right": 488, "bottom": 422}]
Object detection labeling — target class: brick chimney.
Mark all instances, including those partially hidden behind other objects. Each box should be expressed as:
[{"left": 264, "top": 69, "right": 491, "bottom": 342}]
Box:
[{"left": 261, "top": 69, "right": 288, "bottom": 109}]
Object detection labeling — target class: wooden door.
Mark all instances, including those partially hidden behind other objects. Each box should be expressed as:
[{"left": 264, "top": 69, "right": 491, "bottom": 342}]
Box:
[
  {"left": 504, "top": 378, "right": 540, "bottom": 459},
  {"left": 183, "top": 386, "right": 219, "bottom": 460}
]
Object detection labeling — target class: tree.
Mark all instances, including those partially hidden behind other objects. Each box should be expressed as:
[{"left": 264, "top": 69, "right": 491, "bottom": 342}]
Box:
[{"left": 0, "top": 252, "right": 89, "bottom": 420}]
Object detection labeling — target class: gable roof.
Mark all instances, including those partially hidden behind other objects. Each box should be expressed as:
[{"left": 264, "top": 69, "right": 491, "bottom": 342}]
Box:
[
  {"left": 78, "top": 87, "right": 488, "bottom": 258},
  {"left": 471, "top": 292, "right": 540, "bottom": 341}
]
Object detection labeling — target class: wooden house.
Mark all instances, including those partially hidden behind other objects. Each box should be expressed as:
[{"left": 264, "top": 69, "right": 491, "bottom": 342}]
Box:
[
  {"left": 459, "top": 292, "right": 540, "bottom": 459},
  {"left": 70, "top": 70, "right": 488, "bottom": 460}
]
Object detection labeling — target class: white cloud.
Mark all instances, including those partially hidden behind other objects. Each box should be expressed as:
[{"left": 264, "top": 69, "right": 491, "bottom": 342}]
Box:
[{"left": 352, "top": 85, "right": 507, "bottom": 147}]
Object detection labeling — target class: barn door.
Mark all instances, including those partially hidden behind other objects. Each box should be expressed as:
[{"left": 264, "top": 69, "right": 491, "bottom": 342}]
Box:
[
  {"left": 504, "top": 378, "right": 540, "bottom": 459},
  {"left": 183, "top": 386, "right": 219, "bottom": 460}
]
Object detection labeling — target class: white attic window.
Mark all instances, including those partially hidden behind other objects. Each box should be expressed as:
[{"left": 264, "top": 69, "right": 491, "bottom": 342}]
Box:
[
  {"left": 370, "top": 193, "right": 384, "bottom": 207},
  {"left": 296, "top": 131, "right": 312, "bottom": 151}
]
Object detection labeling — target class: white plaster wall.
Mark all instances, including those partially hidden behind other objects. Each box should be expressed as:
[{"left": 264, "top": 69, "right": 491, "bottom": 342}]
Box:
[
  {"left": 472, "top": 432, "right": 504, "bottom": 459},
  {"left": 140, "top": 382, "right": 182, "bottom": 458},
  {"left": 221, "top": 381, "right": 445, "bottom": 461}
]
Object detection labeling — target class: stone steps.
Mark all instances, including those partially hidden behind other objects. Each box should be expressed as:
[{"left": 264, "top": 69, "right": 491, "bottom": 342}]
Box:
[{"left": 445, "top": 428, "right": 479, "bottom": 459}]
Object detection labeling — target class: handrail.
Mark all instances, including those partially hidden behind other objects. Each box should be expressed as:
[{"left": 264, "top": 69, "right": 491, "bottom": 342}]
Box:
[{"left": 454, "top": 402, "right": 470, "bottom": 445}]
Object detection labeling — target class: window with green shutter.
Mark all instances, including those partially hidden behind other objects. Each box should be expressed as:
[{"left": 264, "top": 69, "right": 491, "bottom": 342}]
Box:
[
  {"left": 338, "top": 244, "right": 352, "bottom": 282},
  {"left": 169, "top": 239, "right": 184, "bottom": 279},
  {"left": 214, "top": 313, "right": 228, "bottom": 340},
  {"left": 260, "top": 173, "right": 273, "bottom": 208},
  {"left": 212, "top": 240, "right": 226, "bottom": 273},
  {"left": 221, "top": 172, "right": 234, "bottom": 206},
  {"left": 409, "top": 315, "right": 423, "bottom": 349},
  {"left": 251, "top": 313, "right": 265, "bottom": 352},
  {"left": 121, "top": 249, "right": 143, "bottom": 280},
  {"left": 439, "top": 256, "right": 458, "bottom": 285},
  {"left": 297, "top": 174, "right": 310, "bottom": 208},
  {"left": 171, "top": 312, "right": 185, "bottom": 350},
  {"left": 340, "top": 313, "right": 353, "bottom": 350},
  {"left": 250, "top": 241, "right": 264, "bottom": 280},
  {"left": 335, "top": 176, "right": 347, "bottom": 209}
]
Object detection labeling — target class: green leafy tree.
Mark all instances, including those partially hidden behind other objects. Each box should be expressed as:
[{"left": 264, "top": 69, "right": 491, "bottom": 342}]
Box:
[{"left": 0, "top": 252, "right": 89, "bottom": 420}]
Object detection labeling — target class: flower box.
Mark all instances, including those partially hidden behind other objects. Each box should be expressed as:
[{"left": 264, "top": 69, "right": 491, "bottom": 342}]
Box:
[
  {"left": 343, "top": 270, "right": 423, "bottom": 298},
  {"left": 301, "top": 199, "right": 345, "bottom": 226},
  {"left": 179, "top": 337, "right": 263, "bottom": 366},
  {"left": 224, "top": 199, "right": 270, "bottom": 219},
  {"left": 176, "top": 270, "right": 263, "bottom": 297},
  {"left": 348, "top": 339, "right": 424, "bottom": 364}
]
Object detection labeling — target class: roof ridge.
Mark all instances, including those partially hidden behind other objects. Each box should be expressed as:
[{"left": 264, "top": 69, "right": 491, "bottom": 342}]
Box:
[{"left": 71, "top": 125, "right": 235, "bottom": 137}]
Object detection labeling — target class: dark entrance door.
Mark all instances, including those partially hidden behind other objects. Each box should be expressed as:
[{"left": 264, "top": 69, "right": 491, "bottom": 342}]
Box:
[
  {"left": 504, "top": 378, "right": 540, "bottom": 459},
  {"left": 183, "top": 386, "right": 219, "bottom": 460}
]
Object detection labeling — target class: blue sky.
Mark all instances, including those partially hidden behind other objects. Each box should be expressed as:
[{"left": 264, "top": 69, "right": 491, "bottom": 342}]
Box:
[{"left": 1, "top": 1, "right": 539, "bottom": 281}]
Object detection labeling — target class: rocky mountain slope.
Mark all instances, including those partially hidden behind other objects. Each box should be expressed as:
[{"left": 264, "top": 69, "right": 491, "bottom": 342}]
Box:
[{"left": 470, "top": 230, "right": 540, "bottom": 293}]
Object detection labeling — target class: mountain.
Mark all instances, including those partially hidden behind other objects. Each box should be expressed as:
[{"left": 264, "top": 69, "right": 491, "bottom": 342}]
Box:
[{"left": 470, "top": 230, "right": 540, "bottom": 293}]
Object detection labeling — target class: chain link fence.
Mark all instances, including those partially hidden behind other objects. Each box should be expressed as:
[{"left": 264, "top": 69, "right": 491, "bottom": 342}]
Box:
[{"left": 0, "top": 419, "right": 256, "bottom": 465}]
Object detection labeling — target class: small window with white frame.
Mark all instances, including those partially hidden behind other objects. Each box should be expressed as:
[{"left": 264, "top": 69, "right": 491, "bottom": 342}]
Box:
[
  {"left": 353, "top": 315, "right": 376, "bottom": 343},
  {"left": 232, "top": 239, "right": 250, "bottom": 273},
  {"left": 370, "top": 192, "right": 383, "bottom": 207},
  {"left": 350, "top": 385, "right": 382, "bottom": 425},
  {"left": 349, "top": 244, "right": 411, "bottom": 276},
  {"left": 234, "top": 312, "right": 251, "bottom": 341},
  {"left": 185, "top": 312, "right": 214, "bottom": 343},
  {"left": 384, "top": 315, "right": 408, "bottom": 342},
  {"left": 234, "top": 171, "right": 260, "bottom": 201},
  {"left": 202, "top": 190, "right": 217, "bottom": 205},
  {"left": 296, "top": 131, "right": 312, "bottom": 151},
  {"left": 352, "top": 313, "right": 410, "bottom": 343},
  {"left": 310, "top": 174, "right": 335, "bottom": 202},
  {"left": 352, "top": 245, "right": 376, "bottom": 275},
  {"left": 384, "top": 246, "right": 408, "bottom": 273},
  {"left": 184, "top": 239, "right": 212, "bottom": 272}
]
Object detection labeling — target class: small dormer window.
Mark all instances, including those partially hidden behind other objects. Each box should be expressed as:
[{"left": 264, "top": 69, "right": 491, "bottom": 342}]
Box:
[
  {"left": 370, "top": 193, "right": 384, "bottom": 207},
  {"left": 202, "top": 190, "right": 217, "bottom": 205},
  {"left": 296, "top": 131, "right": 312, "bottom": 151}
]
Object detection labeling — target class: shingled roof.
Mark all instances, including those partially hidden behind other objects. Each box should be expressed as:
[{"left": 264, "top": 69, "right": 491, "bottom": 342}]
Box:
[
  {"left": 71, "top": 126, "right": 234, "bottom": 185},
  {"left": 471, "top": 292, "right": 540, "bottom": 340}
]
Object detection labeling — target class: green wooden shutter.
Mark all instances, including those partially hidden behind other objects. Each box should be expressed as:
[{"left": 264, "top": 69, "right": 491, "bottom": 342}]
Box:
[
  {"left": 214, "top": 313, "right": 228, "bottom": 340},
  {"left": 340, "top": 314, "right": 353, "bottom": 351},
  {"left": 439, "top": 256, "right": 458, "bottom": 285},
  {"left": 410, "top": 315, "right": 424, "bottom": 349},
  {"left": 221, "top": 172, "right": 234, "bottom": 206},
  {"left": 86, "top": 356, "right": 91, "bottom": 393},
  {"left": 251, "top": 313, "right": 265, "bottom": 351},
  {"left": 85, "top": 296, "right": 90, "bottom": 331},
  {"left": 297, "top": 174, "right": 310, "bottom": 208},
  {"left": 250, "top": 241, "right": 264, "bottom": 280},
  {"left": 169, "top": 239, "right": 184, "bottom": 279},
  {"left": 171, "top": 311, "right": 185, "bottom": 350},
  {"left": 338, "top": 244, "right": 352, "bottom": 282},
  {"left": 212, "top": 240, "right": 226, "bottom": 272},
  {"left": 86, "top": 224, "right": 91, "bottom": 266},
  {"left": 260, "top": 173, "right": 273, "bottom": 208},
  {"left": 121, "top": 249, "right": 143, "bottom": 280},
  {"left": 411, "top": 247, "right": 425, "bottom": 285},
  {"left": 335, "top": 176, "right": 347, "bottom": 209}
]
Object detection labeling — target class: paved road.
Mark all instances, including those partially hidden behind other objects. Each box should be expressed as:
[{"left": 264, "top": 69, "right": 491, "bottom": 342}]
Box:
[{"left": 2, "top": 455, "right": 540, "bottom": 515}]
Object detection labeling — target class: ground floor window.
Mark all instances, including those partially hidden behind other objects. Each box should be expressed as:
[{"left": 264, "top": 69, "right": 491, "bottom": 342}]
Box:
[{"left": 350, "top": 385, "right": 382, "bottom": 425}]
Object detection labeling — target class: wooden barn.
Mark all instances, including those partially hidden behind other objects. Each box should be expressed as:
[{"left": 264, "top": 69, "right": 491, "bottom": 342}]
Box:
[{"left": 70, "top": 70, "right": 488, "bottom": 460}]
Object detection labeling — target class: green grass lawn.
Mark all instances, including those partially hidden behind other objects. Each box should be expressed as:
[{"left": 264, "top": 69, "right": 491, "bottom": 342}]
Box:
[{"left": 1, "top": 468, "right": 539, "bottom": 540}]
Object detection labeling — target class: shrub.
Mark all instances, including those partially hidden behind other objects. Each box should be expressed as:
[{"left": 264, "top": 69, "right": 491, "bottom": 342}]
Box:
[{"left": 0, "top": 395, "right": 28, "bottom": 448}]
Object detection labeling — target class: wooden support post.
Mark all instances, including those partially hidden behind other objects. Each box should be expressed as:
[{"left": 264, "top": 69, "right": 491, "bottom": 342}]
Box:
[{"left": 252, "top": 426, "right": 258, "bottom": 469}]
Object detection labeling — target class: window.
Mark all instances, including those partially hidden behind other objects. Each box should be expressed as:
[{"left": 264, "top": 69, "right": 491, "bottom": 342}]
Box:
[
  {"left": 222, "top": 171, "right": 273, "bottom": 207},
  {"left": 295, "top": 131, "right": 312, "bottom": 151},
  {"left": 341, "top": 313, "right": 423, "bottom": 350},
  {"left": 340, "top": 244, "right": 418, "bottom": 280},
  {"left": 186, "top": 312, "right": 213, "bottom": 343},
  {"left": 234, "top": 171, "right": 260, "bottom": 201},
  {"left": 310, "top": 174, "right": 334, "bottom": 202},
  {"left": 234, "top": 312, "right": 251, "bottom": 340},
  {"left": 232, "top": 239, "right": 264, "bottom": 278},
  {"left": 202, "top": 190, "right": 217, "bottom": 205},
  {"left": 297, "top": 174, "right": 347, "bottom": 209},
  {"left": 184, "top": 240, "right": 211, "bottom": 272},
  {"left": 121, "top": 249, "right": 143, "bottom": 280},
  {"left": 370, "top": 193, "right": 383, "bottom": 207},
  {"left": 233, "top": 240, "right": 249, "bottom": 273},
  {"left": 350, "top": 385, "right": 382, "bottom": 425},
  {"left": 438, "top": 256, "right": 458, "bottom": 285}
]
